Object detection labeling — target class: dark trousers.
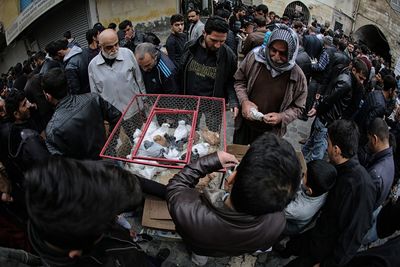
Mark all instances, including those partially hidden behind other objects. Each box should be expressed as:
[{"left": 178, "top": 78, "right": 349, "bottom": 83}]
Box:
[{"left": 305, "top": 79, "right": 320, "bottom": 113}]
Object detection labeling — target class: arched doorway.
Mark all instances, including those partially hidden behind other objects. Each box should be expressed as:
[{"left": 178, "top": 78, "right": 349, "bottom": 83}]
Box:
[
  {"left": 353, "top": 24, "right": 391, "bottom": 65},
  {"left": 283, "top": 1, "right": 310, "bottom": 24}
]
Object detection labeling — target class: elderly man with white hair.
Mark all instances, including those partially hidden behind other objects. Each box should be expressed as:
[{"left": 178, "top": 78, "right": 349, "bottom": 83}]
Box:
[{"left": 88, "top": 29, "right": 145, "bottom": 113}]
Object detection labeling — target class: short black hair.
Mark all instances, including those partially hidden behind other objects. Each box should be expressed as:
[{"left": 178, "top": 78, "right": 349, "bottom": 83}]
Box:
[
  {"left": 45, "top": 40, "right": 68, "bottom": 58},
  {"left": 118, "top": 19, "right": 132, "bottom": 31},
  {"left": 231, "top": 133, "right": 301, "bottom": 215},
  {"left": 306, "top": 160, "right": 337, "bottom": 197},
  {"left": 93, "top": 22, "right": 105, "bottom": 33},
  {"left": 187, "top": 9, "right": 200, "bottom": 15},
  {"left": 14, "top": 62, "right": 23, "bottom": 75},
  {"left": 253, "top": 16, "right": 266, "bottom": 27},
  {"left": 367, "top": 118, "right": 389, "bottom": 142},
  {"left": 5, "top": 89, "right": 26, "bottom": 121},
  {"left": 25, "top": 157, "right": 143, "bottom": 250},
  {"left": 328, "top": 120, "right": 359, "bottom": 159},
  {"left": 383, "top": 74, "right": 397, "bottom": 91},
  {"left": 41, "top": 68, "right": 68, "bottom": 100},
  {"left": 170, "top": 14, "right": 184, "bottom": 25},
  {"left": 352, "top": 58, "right": 368, "bottom": 77},
  {"left": 108, "top": 22, "right": 117, "bottom": 30},
  {"left": 338, "top": 40, "right": 347, "bottom": 51},
  {"left": 63, "top": 30, "right": 71, "bottom": 39},
  {"left": 360, "top": 44, "right": 369, "bottom": 55},
  {"left": 255, "top": 4, "right": 268, "bottom": 15},
  {"left": 204, "top": 16, "right": 229, "bottom": 34},
  {"left": 215, "top": 9, "right": 230, "bottom": 20},
  {"left": 33, "top": 51, "right": 46, "bottom": 61},
  {"left": 85, "top": 28, "right": 98, "bottom": 45}
]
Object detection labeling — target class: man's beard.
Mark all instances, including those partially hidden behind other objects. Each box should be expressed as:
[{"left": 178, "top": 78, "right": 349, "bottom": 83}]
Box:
[{"left": 102, "top": 49, "right": 119, "bottom": 59}]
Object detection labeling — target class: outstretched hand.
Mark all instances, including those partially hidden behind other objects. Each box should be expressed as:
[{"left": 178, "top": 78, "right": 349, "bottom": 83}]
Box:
[{"left": 217, "top": 151, "right": 239, "bottom": 168}]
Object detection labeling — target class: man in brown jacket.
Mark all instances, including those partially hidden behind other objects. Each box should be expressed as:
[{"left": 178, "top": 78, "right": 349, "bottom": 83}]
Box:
[
  {"left": 234, "top": 24, "right": 307, "bottom": 145},
  {"left": 166, "top": 133, "right": 301, "bottom": 265}
]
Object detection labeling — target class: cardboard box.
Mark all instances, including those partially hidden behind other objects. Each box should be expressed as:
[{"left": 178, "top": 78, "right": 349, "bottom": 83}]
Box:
[
  {"left": 227, "top": 144, "right": 249, "bottom": 161},
  {"left": 227, "top": 144, "right": 307, "bottom": 176},
  {"left": 142, "top": 196, "right": 175, "bottom": 231}
]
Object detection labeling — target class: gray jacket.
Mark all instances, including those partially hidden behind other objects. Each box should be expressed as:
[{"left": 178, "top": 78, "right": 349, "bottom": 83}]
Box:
[{"left": 188, "top": 20, "right": 204, "bottom": 41}]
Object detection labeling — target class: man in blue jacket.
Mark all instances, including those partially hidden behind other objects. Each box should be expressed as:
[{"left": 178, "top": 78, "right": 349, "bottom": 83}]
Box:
[{"left": 135, "top": 42, "right": 179, "bottom": 94}]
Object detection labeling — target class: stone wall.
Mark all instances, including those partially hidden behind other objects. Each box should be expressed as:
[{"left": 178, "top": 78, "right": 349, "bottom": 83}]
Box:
[
  {"left": 261, "top": 0, "right": 356, "bottom": 35},
  {"left": 96, "top": 0, "right": 178, "bottom": 43},
  {"left": 355, "top": 0, "right": 400, "bottom": 65}
]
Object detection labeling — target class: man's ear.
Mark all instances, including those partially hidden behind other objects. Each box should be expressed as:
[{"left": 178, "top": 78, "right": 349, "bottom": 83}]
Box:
[
  {"left": 68, "top": 250, "right": 82, "bottom": 259},
  {"left": 13, "top": 111, "right": 20, "bottom": 120},
  {"left": 372, "top": 134, "right": 379, "bottom": 146},
  {"left": 334, "top": 144, "right": 341, "bottom": 157}
]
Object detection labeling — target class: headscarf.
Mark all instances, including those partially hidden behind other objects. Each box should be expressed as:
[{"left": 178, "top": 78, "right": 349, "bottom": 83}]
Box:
[{"left": 255, "top": 23, "right": 299, "bottom": 78}]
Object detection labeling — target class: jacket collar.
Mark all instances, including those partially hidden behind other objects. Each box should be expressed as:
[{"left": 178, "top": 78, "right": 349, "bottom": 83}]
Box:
[
  {"left": 334, "top": 157, "right": 359, "bottom": 172},
  {"left": 95, "top": 49, "right": 125, "bottom": 66},
  {"left": 368, "top": 147, "right": 393, "bottom": 167}
]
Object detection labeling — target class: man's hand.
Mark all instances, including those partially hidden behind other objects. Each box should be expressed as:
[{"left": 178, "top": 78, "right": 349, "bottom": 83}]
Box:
[
  {"left": 217, "top": 151, "right": 239, "bottom": 168},
  {"left": 307, "top": 108, "right": 317, "bottom": 117},
  {"left": 241, "top": 100, "right": 258, "bottom": 120},
  {"left": 1, "top": 192, "right": 13, "bottom": 202},
  {"left": 263, "top": 112, "right": 282, "bottom": 125},
  {"left": 313, "top": 263, "right": 320, "bottom": 267},
  {"left": 230, "top": 107, "right": 239, "bottom": 118}
]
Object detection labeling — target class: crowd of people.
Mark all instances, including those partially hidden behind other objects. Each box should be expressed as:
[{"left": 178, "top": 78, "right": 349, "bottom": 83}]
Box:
[{"left": 0, "top": 1, "right": 400, "bottom": 267}]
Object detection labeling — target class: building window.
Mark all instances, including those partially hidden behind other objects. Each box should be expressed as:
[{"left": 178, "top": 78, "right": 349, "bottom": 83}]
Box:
[
  {"left": 20, "top": 0, "right": 33, "bottom": 12},
  {"left": 391, "top": 0, "right": 400, "bottom": 12}
]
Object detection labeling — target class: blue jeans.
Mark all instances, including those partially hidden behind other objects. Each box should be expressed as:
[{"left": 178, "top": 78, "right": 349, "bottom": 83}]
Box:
[
  {"left": 302, "top": 117, "right": 328, "bottom": 162},
  {"left": 362, "top": 206, "right": 382, "bottom": 245}
]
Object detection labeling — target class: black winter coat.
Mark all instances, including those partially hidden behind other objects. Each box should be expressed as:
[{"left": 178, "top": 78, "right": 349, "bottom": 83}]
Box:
[
  {"left": 166, "top": 32, "right": 187, "bottom": 66},
  {"left": 296, "top": 47, "right": 312, "bottom": 83},
  {"left": 317, "top": 68, "right": 362, "bottom": 125},
  {"left": 64, "top": 46, "right": 90, "bottom": 95},
  {"left": 354, "top": 90, "right": 387, "bottom": 141},
  {"left": 45, "top": 93, "right": 121, "bottom": 159}
]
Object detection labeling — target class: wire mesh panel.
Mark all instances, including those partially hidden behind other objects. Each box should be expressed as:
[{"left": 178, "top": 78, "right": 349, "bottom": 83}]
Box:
[{"left": 100, "top": 94, "right": 226, "bottom": 172}]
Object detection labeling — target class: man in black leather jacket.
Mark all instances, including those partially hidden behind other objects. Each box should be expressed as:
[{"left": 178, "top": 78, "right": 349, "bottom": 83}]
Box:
[
  {"left": 302, "top": 59, "right": 368, "bottom": 162},
  {"left": 167, "top": 133, "right": 301, "bottom": 264},
  {"left": 42, "top": 68, "right": 121, "bottom": 159}
]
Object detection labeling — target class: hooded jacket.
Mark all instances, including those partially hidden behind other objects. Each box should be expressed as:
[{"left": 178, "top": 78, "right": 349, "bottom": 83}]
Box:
[
  {"left": 166, "top": 153, "right": 285, "bottom": 256},
  {"left": 64, "top": 46, "right": 90, "bottom": 95}
]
